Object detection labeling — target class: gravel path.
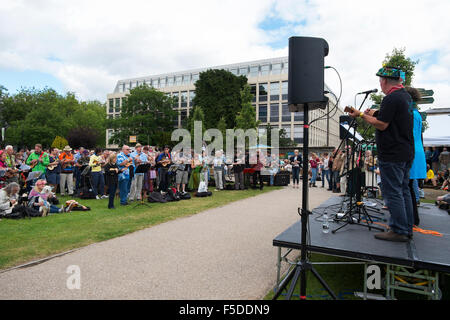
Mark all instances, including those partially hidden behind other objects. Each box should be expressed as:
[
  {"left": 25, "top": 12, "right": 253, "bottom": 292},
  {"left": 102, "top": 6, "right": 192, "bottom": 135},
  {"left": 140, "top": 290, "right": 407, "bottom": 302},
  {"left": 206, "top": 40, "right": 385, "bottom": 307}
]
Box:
[{"left": 0, "top": 186, "right": 334, "bottom": 300}]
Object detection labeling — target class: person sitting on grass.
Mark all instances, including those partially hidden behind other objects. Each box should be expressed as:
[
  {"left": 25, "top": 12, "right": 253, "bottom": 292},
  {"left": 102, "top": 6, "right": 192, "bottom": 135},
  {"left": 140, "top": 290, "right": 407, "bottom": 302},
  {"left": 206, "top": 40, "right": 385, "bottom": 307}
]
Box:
[
  {"left": 440, "top": 169, "right": 449, "bottom": 191},
  {"left": 28, "top": 179, "right": 71, "bottom": 215},
  {"left": 425, "top": 164, "right": 438, "bottom": 188},
  {"left": 0, "top": 182, "right": 40, "bottom": 218}
]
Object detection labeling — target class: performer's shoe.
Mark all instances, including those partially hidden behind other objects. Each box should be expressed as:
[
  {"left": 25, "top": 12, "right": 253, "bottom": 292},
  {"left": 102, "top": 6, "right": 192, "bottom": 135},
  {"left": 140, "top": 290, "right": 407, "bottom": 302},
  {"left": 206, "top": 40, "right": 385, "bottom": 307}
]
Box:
[{"left": 374, "top": 230, "right": 409, "bottom": 242}]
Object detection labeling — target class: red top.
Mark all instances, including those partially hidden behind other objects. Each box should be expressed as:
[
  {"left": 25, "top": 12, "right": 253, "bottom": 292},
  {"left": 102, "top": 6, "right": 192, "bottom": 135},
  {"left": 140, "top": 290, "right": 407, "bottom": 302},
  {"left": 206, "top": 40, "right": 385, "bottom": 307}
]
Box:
[{"left": 309, "top": 159, "right": 318, "bottom": 168}]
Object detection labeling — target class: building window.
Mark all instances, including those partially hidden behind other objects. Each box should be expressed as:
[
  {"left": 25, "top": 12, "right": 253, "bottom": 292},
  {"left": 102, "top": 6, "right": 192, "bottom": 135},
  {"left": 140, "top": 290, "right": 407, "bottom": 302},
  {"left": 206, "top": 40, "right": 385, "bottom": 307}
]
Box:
[
  {"left": 270, "top": 82, "right": 280, "bottom": 101},
  {"left": 167, "top": 77, "right": 174, "bottom": 87},
  {"left": 261, "top": 64, "right": 270, "bottom": 76},
  {"left": 282, "top": 103, "right": 291, "bottom": 122},
  {"left": 259, "top": 83, "right": 268, "bottom": 102},
  {"left": 258, "top": 126, "right": 267, "bottom": 137},
  {"left": 180, "top": 110, "right": 187, "bottom": 127},
  {"left": 249, "top": 65, "right": 259, "bottom": 77},
  {"left": 270, "top": 103, "right": 279, "bottom": 123},
  {"left": 175, "top": 75, "right": 182, "bottom": 86},
  {"left": 239, "top": 66, "right": 248, "bottom": 76},
  {"left": 181, "top": 91, "right": 188, "bottom": 108},
  {"left": 230, "top": 68, "right": 238, "bottom": 75},
  {"left": 272, "top": 63, "right": 282, "bottom": 75},
  {"left": 282, "top": 62, "right": 289, "bottom": 74},
  {"left": 281, "top": 81, "right": 288, "bottom": 100},
  {"left": 183, "top": 74, "right": 190, "bottom": 85},
  {"left": 152, "top": 79, "right": 159, "bottom": 88},
  {"left": 115, "top": 98, "right": 121, "bottom": 113},
  {"left": 192, "top": 74, "right": 199, "bottom": 84},
  {"left": 282, "top": 125, "right": 291, "bottom": 139},
  {"left": 294, "top": 112, "right": 303, "bottom": 122},
  {"left": 294, "top": 125, "right": 303, "bottom": 144},
  {"left": 250, "top": 84, "right": 256, "bottom": 103},
  {"left": 172, "top": 92, "right": 179, "bottom": 108},
  {"left": 160, "top": 78, "right": 166, "bottom": 88},
  {"left": 189, "top": 91, "right": 195, "bottom": 107},
  {"left": 258, "top": 104, "right": 267, "bottom": 122},
  {"left": 173, "top": 111, "right": 180, "bottom": 127},
  {"left": 108, "top": 99, "right": 114, "bottom": 113},
  {"left": 118, "top": 84, "right": 123, "bottom": 93}
]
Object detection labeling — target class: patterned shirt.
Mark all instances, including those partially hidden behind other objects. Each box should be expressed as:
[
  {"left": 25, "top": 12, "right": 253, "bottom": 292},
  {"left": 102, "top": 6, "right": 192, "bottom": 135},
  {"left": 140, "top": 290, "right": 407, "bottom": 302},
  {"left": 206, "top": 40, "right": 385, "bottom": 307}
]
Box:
[{"left": 117, "top": 152, "right": 131, "bottom": 180}]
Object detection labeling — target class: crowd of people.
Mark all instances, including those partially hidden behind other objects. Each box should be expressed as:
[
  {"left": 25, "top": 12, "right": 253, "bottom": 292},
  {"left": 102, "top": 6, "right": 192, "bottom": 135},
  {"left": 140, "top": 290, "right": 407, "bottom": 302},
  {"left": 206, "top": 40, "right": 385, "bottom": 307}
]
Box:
[{"left": 0, "top": 142, "right": 306, "bottom": 218}]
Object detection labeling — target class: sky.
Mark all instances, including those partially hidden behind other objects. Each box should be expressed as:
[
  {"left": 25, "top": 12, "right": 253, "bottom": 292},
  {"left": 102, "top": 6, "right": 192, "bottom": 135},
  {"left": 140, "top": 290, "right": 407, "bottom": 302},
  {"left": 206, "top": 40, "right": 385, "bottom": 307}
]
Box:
[{"left": 0, "top": 0, "right": 449, "bottom": 138}]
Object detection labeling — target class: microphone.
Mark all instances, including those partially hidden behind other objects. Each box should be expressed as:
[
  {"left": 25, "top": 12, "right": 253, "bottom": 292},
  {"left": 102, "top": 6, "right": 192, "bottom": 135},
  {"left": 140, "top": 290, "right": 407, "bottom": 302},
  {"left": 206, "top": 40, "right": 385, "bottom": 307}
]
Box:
[{"left": 357, "top": 89, "right": 378, "bottom": 95}]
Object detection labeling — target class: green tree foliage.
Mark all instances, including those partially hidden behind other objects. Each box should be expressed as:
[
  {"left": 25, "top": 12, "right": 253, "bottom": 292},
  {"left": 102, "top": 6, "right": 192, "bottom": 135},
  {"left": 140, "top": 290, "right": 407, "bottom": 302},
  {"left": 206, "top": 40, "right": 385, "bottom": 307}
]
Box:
[
  {"left": 2, "top": 88, "right": 106, "bottom": 148},
  {"left": 187, "top": 106, "right": 206, "bottom": 138},
  {"left": 107, "top": 84, "right": 176, "bottom": 147},
  {"left": 51, "top": 136, "right": 69, "bottom": 150},
  {"left": 362, "top": 47, "right": 420, "bottom": 140},
  {"left": 235, "top": 84, "right": 259, "bottom": 130},
  {"left": 193, "top": 69, "right": 248, "bottom": 129}
]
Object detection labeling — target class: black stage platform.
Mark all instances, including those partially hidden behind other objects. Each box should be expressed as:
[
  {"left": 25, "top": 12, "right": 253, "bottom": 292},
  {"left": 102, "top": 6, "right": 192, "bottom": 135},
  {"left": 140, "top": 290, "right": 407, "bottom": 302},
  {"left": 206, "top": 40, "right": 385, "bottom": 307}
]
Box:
[{"left": 273, "top": 196, "right": 450, "bottom": 273}]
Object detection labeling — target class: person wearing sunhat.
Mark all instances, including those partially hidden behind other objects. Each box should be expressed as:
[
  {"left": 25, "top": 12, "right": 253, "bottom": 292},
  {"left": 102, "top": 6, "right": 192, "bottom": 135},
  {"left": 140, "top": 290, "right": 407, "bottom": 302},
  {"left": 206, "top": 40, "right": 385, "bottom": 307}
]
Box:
[
  {"left": 59, "top": 145, "right": 75, "bottom": 196},
  {"left": 347, "top": 65, "right": 414, "bottom": 242}
]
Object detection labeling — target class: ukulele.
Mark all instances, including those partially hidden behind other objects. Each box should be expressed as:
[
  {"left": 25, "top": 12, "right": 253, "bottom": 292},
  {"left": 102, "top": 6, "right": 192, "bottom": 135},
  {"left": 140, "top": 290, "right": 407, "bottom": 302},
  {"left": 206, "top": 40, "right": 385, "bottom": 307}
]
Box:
[
  {"left": 47, "top": 159, "right": 60, "bottom": 171},
  {"left": 344, "top": 106, "right": 379, "bottom": 117}
]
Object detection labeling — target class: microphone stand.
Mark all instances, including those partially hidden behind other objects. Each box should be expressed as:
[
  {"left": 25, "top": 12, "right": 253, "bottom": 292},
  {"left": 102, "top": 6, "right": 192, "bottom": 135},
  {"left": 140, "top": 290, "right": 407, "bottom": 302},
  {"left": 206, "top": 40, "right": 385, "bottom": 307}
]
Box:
[{"left": 332, "top": 92, "right": 385, "bottom": 233}]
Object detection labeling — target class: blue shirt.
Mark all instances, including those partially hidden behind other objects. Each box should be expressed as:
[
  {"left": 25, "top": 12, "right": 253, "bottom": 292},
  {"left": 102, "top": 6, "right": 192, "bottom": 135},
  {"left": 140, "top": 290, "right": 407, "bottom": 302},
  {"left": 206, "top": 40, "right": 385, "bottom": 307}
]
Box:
[
  {"left": 130, "top": 151, "right": 148, "bottom": 175},
  {"left": 117, "top": 152, "right": 131, "bottom": 180}
]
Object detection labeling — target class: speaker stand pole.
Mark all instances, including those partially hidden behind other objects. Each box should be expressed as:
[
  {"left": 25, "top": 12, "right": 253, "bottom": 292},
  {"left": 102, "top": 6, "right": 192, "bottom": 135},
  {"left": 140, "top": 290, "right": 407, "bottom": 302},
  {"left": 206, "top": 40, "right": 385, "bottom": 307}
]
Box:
[{"left": 272, "top": 103, "right": 337, "bottom": 300}]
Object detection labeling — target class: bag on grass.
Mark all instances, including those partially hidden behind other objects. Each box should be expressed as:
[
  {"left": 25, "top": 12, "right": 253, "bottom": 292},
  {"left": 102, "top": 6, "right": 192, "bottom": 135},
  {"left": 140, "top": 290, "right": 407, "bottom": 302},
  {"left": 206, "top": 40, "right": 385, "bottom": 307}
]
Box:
[
  {"left": 147, "top": 192, "right": 167, "bottom": 203},
  {"left": 78, "top": 186, "right": 96, "bottom": 199},
  {"left": 166, "top": 188, "right": 180, "bottom": 202},
  {"left": 179, "top": 192, "right": 191, "bottom": 200}
]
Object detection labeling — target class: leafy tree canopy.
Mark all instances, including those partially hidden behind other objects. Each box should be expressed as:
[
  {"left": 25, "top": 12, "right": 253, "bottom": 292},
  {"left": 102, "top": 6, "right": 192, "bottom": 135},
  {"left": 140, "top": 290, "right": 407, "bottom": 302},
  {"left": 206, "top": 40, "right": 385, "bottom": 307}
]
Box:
[
  {"left": 107, "top": 84, "right": 176, "bottom": 147},
  {"left": 1, "top": 87, "right": 106, "bottom": 149},
  {"left": 193, "top": 69, "right": 248, "bottom": 129}
]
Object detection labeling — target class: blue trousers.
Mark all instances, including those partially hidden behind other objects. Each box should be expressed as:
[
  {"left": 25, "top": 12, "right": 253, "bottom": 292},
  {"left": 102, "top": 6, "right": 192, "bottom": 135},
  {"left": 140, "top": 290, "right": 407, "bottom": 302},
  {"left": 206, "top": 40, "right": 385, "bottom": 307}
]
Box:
[
  {"left": 310, "top": 168, "right": 317, "bottom": 185},
  {"left": 119, "top": 178, "right": 130, "bottom": 205},
  {"left": 91, "top": 172, "right": 105, "bottom": 197},
  {"left": 322, "top": 169, "right": 330, "bottom": 188},
  {"left": 108, "top": 183, "right": 117, "bottom": 208},
  {"left": 292, "top": 167, "right": 300, "bottom": 185},
  {"left": 379, "top": 160, "right": 414, "bottom": 235}
]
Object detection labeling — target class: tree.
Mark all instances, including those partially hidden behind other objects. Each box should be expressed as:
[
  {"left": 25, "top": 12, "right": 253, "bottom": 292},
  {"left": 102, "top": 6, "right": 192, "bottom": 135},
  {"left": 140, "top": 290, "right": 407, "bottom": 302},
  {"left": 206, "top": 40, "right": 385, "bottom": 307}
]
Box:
[
  {"left": 235, "top": 84, "right": 259, "bottom": 130},
  {"left": 360, "top": 47, "right": 420, "bottom": 140},
  {"left": 2, "top": 88, "right": 106, "bottom": 148},
  {"left": 67, "top": 127, "right": 100, "bottom": 149},
  {"left": 51, "top": 136, "right": 69, "bottom": 150},
  {"left": 187, "top": 106, "right": 206, "bottom": 138},
  {"left": 108, "top": 84, "right": 176, "bottom": 147},
  {"left": 193, "top": 69, "right": 248, "bottom": 129}
]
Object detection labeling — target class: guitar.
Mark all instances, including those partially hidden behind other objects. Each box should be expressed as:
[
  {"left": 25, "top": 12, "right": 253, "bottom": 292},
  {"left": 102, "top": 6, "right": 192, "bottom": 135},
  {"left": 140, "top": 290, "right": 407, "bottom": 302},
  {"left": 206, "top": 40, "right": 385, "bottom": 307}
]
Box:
[{"left": 344, "top": 106, "right": 379, "bottom": 117}]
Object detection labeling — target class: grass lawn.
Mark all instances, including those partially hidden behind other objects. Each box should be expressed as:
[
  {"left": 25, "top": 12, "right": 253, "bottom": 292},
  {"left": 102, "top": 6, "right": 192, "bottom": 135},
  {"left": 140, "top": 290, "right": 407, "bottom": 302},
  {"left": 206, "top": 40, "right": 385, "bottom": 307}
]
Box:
[{"left": 0, "top": 186, "right": 281, "bottom": 270}]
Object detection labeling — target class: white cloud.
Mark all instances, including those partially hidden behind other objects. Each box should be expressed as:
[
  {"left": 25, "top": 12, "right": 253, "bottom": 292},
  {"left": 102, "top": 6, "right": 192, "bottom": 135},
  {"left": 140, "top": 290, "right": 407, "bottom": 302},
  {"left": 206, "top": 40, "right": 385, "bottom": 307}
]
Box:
[{"left": 0, "top": 0, "right": 449, "bottom": 139}]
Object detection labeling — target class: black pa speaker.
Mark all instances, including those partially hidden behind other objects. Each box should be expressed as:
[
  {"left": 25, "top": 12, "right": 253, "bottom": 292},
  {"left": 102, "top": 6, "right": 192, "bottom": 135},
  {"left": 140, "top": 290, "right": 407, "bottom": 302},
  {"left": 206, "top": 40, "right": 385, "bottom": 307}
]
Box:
[{"left": 288, "top": 36, "right": 329, "bottom": 112}]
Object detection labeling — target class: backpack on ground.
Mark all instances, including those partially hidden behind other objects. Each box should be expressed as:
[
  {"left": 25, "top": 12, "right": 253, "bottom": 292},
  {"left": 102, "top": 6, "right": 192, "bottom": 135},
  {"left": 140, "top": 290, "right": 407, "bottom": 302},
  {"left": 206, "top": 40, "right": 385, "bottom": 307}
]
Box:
[
  {"left": 147, "top": 192, "right": 167, "bottom": 203},
  {"left": 178, "top": 192, "right": 191, "bottom": 200},
  {"left": 78, "top": 186, "right": 96, "bottom": 199},
  {"left": 195, "top": 191, "right": 212, "bottom": 197},
  {"left": 166, "top": 188, "right": 180, "bottom": 202}
]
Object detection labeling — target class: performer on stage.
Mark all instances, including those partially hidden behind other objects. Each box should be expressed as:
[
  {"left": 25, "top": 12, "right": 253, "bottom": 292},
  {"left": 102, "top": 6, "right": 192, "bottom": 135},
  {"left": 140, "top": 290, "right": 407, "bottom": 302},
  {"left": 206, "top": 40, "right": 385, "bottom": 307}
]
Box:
[{"left": 348, "top": 66, "right": 414, "bottom": 242}]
